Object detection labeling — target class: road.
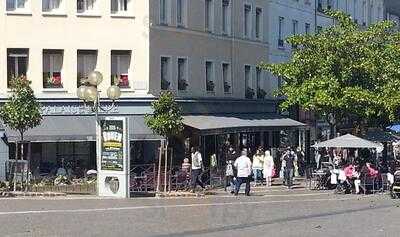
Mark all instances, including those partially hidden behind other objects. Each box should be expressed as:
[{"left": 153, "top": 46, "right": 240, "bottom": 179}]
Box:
[{"left": 0, "top": 188, "right": 399, "bottom": 237}]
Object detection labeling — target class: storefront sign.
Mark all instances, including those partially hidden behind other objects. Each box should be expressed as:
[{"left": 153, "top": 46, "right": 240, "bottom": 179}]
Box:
[
  {"left": 41, "top": 105, "right": 119, "bottom": 115},
  {"left": 100, "top": 119, "right": 124, "bottom": 171}
]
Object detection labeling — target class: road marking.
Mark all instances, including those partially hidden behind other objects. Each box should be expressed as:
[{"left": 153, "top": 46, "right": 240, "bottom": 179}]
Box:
[{"left": 0, "top": 196, "right": 360, "bottom": 216}]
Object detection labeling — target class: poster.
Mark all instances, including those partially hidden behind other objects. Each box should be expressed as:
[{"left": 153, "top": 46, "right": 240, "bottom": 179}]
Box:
[{"left": 100, "top": 119, "right": 124, "bottom": 171}]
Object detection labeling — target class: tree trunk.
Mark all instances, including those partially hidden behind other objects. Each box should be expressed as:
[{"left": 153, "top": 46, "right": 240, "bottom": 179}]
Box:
[
  {"left": 164, "top": 139, "right": 168, "bottom": 193},
  {"left": 13, "top": 131, "right": 24, "bottom": 192},
  {"left": 156, "top": 140, "right": 163, "bottom": 194}
]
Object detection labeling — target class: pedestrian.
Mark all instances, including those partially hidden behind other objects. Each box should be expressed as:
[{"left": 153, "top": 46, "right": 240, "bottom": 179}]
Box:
[
  {"left": 234, "top": 149, "right": 252, "bottom": 196},
  {"left": 190, "top": 147, "right": 205, "bottom": 193},
  {"left": 252, "top": 147, "right": 264, "bottom": 186},
  {"left": 263, "top": 150, "right": 275, "bottom": 187},
  {"left": 284, "top": 148, "right": 297, "bottom": 189},
  {"left": 181, "top": 158, "right": 191, "bottom": 190},
  {"left": 225, "top": 159, "right": 235, "bottom": 193}
]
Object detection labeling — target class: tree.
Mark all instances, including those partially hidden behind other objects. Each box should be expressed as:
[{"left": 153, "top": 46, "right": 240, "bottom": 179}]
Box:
[
  {"left": 259, "top": 11, "right": 400, "bottom": 136},
  {"left": 0, "top": 76, "right": 42, "bottom": 191},
  {"left": 145, "top": 91, "right": 184, "bottom": 193}
]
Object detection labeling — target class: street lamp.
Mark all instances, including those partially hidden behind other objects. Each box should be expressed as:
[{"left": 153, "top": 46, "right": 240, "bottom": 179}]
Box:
[{"left": 77, "top": 71, "right": 122, "bottom": 118}]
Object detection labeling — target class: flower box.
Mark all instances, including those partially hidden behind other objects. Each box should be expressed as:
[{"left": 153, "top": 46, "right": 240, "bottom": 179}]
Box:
[
  {"left": 178, "top": 79, "right": 188, "bottom": 91},
  {"left": 206, "top": 80, "right": 215, "bottom": 92},
  {"left": 245, "top": 87, "right": 255, "bottom": 99},
  {"left": 161, "top": 79, "right": 170, "bottom": 90},
  {"left": 224, "top": 81, "right": 231, "bottom": 93},
  {"left": 43, "top": 72, "right": 63, "bottom": 88},
  {"left": 257, "top": 88, "right": 267, "bottom": 99}
]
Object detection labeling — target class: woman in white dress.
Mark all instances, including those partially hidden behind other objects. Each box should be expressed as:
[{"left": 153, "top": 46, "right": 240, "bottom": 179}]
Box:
[{"left": 263, "top": 150, "right": 275, "bottom": 187}]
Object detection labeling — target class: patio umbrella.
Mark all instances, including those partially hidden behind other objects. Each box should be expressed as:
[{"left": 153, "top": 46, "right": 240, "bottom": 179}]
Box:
[
  {"left": 312, "top": 134, "right": 382, "bottom": 149},
  {"left": 387, "top": 124, "right": 400, "bottom": 133}
]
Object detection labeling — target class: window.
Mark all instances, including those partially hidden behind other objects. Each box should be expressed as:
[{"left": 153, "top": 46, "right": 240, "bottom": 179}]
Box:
[
  {"left": 205, "top": 61, "right": 214, "bottom": 92},
  {"left": 42, "top": 0, "right": 62, "bottom": 12},
  {"left": 278, "top": 17, "right": 284, "bottom": 48},
  {"left": 327, "top": 0, "right": 333, "bottom": 10},
  {"left": 160, "top": 0, "right": 169, "bottom": 24},
  {"left": 43, "top": 50, "right": 63, "bottom": 89},
  {"left": 362, "top": 1, "right": 366, "bottom": 25},
  {"left": 317, "top": 0, "right": 323, "bottom": 11},
  {"left": 368, "top": 3, "right": 373, "bottom": 24},
  {"left": 6, "top": 0, "right": 27, "bottom": 11},
  {"left": 77, "top": 0, "right": 96, "bottom": 13},
  {"left": 77, "top": 50, "right": 97, "bottom": 86},
  {"left": 7, "top": 49, "right": 28, "bottom": 88},
  {"left": 205, "top": 0, "right": 213, "bottom": 32},
  {"left": 177, "top": 58, "right": 188, "bottom": 91},
  {"left": 161, "top": 57, "right": 171, "bottom": 90},
  {"left": 256, "top": 68, "right": 265, "bottom": 99},
  {"left": 292, "top": 20, "right": 298, "bottom": 48},
  {"left": 353, "top": 0, "right": 358, "bottom": 22},
  {"left": 305, "top": 23, "right": 310, "bottom": 35},
  {"left": 222, "top": 63, "right": 231, "bottom": 93},
  {"left": 177, "top": 0, "right": 186, "bottom": 27},
  {"left": 317, "top": 26, "right": 323, "bottom": 33},
  {"left": 255, "top": 8, "right": 262, "bottom": 40},
  {"left": 244, "top": 4, "right": 252, "bottom": 38},
  {"left": 222, "top": 0, "right": 231, "bottom": 35},
  {"left": 245, "top": 65, "right": 253, "bottom": 99},
  {"left": 111, "top": 51, "right": 131, "bottom": 88},
  {"left": 111, "top": 0, "right": 130, "bottom": 14}
]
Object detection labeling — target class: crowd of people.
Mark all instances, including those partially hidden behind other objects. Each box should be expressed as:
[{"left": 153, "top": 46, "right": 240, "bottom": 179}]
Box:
[{"left": 181, "top": 146, "right": 304, "bottom": 195}]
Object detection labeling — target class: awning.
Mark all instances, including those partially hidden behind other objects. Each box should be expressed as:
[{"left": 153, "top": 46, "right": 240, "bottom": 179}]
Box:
[
  {"left": 183, "top": 113, "right": 306, "bottom": 135},
  {"left": 312, "top": 134, "right": 382, "bottom": 149},
  {"left": 3, "top": 115, "right": 160, "bottom": 142}
]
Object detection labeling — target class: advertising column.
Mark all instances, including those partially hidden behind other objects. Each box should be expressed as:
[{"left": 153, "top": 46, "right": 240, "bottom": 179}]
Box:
[{"left": 97, "top": 117, "right": 130, "bottom": 198}]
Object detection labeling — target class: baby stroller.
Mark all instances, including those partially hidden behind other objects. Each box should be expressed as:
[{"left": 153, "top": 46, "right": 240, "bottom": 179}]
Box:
[{"left": 390, "top": 171, "right": 400, "bottom": 199}]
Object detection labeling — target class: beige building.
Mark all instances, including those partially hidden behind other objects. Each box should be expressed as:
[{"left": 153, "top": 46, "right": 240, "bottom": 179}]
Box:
[
  {"left": 0, "top": 0, "right": 305, "bottom": 184},
  {"left": 0, "top": 0, "right": 271, "bottom": 100}
]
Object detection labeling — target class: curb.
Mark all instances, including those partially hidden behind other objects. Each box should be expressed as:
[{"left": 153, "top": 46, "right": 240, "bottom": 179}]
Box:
[{"left": 1, "top": 191, "right": 67, "bottom": 198}]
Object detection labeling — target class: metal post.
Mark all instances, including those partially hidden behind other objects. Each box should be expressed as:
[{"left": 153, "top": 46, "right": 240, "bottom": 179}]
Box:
[
  {"left": 156, "top": 140, "right": 163, "bottom": 194},
  {"left": 164, "top": 139, "right": 168, "bottom": 193}
]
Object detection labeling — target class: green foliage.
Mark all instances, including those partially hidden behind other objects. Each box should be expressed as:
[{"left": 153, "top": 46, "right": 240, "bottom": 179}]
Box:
[
  {"left": 259, "top": 10, "right": 400, "bottom": 127},
  {"left": 145, "top": 91, "right": 184, "bottom": 139},
  {"left": 0, "top": 76, "right": 42, "bottom": 140}
]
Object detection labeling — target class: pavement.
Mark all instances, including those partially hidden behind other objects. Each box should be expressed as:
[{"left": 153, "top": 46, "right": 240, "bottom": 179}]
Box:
[{"left": 0, "top": 184, "right": 399, "bottom": 237}]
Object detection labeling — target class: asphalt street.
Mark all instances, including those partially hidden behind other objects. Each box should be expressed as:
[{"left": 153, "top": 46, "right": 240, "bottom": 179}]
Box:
[{"left": 0, "top": 188, "right": 399, "bottom": 237}]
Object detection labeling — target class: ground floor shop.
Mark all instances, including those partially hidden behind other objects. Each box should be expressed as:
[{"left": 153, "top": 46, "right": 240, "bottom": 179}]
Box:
[{"left": 0, "top": 99, "right": 308, "bottom": 194}]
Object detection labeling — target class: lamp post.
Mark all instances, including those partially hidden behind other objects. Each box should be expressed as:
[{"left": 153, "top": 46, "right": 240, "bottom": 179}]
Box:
[{"left": 76, "top": 71, "right": 122, "bottom": 119}]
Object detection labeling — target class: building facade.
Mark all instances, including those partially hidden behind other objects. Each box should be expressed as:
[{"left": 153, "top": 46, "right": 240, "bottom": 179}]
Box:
[{"left": 1, "top": 0, "right": 303, "bottom": 182}]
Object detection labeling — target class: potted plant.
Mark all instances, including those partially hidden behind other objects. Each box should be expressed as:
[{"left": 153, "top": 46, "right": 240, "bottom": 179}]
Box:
[
  {"left": 206, "top": 80, "right": 215, "bottom": 92},
  {"left": 224, "top": 81, "right": 231, "bottom": 93},
  {"left": 178, "top": 79, "right": 188, "bottom": 91},
  {"left": 43, "top": 73, "right": 63, "bottom": 88},
  {"left": 245, "top": 87, "right": 255, "bottom": 99},
  {"left": 161, "top": 79, "right": 170, "bottom": 90},
  {"left": 257, "top": 88, "right": 267, "bottom": 99}
]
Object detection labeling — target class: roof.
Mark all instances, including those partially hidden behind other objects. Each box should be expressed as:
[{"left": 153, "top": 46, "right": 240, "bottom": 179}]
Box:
[
  {"left": 312, "top": 134, "right": 382, "bottom": 149},
  {"left": 183, "top": 113, "right": 306, "bottom": 135},
  {"left": 3, "top": 115, "right": 160, "bottom": 142}
]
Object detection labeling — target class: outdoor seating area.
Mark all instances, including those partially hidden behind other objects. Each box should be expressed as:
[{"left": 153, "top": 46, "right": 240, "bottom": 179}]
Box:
[{"left": 308, "top": 134, "right": 400, "bottom": 196}]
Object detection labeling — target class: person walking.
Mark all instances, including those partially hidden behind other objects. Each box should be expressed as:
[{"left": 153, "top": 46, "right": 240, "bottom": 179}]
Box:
[
  {"left": 252, "top": 147, "right": 264, "bottom": 186},
  {"left": 234, "top": 149, "right": 252, "bottom": 196},
  {"left": 190, "top": 147, "right": 205, "bottom": 193},
  {"left": 263, "top": 150, "right": 275, "bottom": 187},
  {"left": 284, "top": 148, "right": 297, "bottom": 189}
]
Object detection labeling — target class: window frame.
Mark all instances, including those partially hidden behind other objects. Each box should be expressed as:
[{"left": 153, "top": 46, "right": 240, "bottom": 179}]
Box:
[
  {"left": 111, "top": 50, "right": 132, "bottom": 89},
  {"left": 43, "top": 49, "right": 64, "bottom": 89},
  {"left": 176, "top": 0, "right": 187, "bottom": 27},
  {"left": 77, "top": 50, "right": 98, "bottom": 87},
  {"left": 278, "top": 16, "right": 284, "bottom": 48},
  {"left": 255, "top": 7, "right": 263, "bottom": 40},
  {"left": 221, "top": 0, "right": 231, "bottom": 35},
  {"left": 159, "top": 0, "right": 170, "bottom": 25},
  {"left": 204, "top": 0, "right": 214, "bottom": 32},
  {"left": 7, "top": 48, "right": 29, "bottom": 88},
  {"left": 222, "top": 62, "right": 232, "bottom": 94},
  {"left": 205, "top": 60, "right": 215, "bottom": 93},
  {"left": 160, "top": 56, "right": 172, "bottom": 90},
  {"left": 243, "top": 4, "right": 252, "bottom": 38},
  {"left": 177, "top": 57, "right": 189, "bottom": 91}
]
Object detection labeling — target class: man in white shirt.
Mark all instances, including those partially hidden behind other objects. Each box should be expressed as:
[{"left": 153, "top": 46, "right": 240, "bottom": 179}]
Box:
[
  {"left": 191, "top": 147, "right": 205, "bottom": 192},
  {"left": 234, "top": 149, "right": 252, "bottom": 196}
]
